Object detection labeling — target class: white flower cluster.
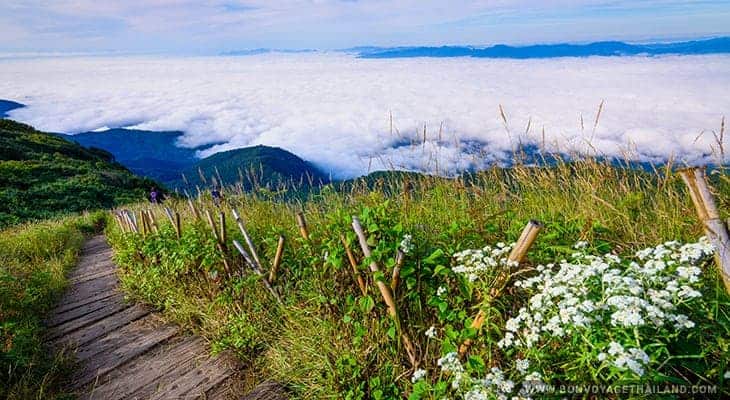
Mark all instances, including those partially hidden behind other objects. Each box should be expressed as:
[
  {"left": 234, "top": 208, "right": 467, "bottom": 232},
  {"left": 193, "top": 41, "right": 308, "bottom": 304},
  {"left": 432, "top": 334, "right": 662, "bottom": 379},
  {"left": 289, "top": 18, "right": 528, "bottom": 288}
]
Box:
[
  {"left": 425, "top": 325, "right": 437, "bottom": 339},
  {"left": 400, "top": 234, "right": 414, "bottom": 254},
  {"left": 452, "top": 242, "right": 517, "bottom": 282},
  {"left": 437, "top": 352, "right": 545, "bottom": 400},
  {"left": 597, "top": 342, "right": 650, "bottom": 376},
  {"left": 500, "top": 238, "right": 713, "bottom": 377},
  {"left": 433, "top": 238, "right": 714, "bottom": 399},
  {"left": 412, "top": 368, "right": 427, "bottom": 383}
]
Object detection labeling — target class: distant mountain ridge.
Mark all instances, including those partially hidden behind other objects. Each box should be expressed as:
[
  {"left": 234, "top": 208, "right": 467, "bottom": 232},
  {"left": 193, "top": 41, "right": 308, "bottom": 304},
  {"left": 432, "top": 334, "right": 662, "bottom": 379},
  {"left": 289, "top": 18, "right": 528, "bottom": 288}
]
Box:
[
  {"left": 67, "top": 128, "right": 328, "bottom": 190},
  {"left": 69, "top": 128, "right": 221, "bottom": 183},
  {"left": 356, "top": 37, "right": 730, "bottom": 59},
  {"left": 0, "top": 100, "right": 24, "bottom": 118},
  {"left": 176, "top": 145, "right": 329, "bottom": 191}
]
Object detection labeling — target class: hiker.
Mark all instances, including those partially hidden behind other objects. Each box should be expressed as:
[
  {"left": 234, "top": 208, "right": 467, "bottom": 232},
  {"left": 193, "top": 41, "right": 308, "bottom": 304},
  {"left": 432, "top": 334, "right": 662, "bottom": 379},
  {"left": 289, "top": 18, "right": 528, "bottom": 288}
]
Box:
[
  {"left": 211, "top": 186, "right": 222, "bottom": 207},
  {"left": 149, "top": 187, "right": 163, "bottom": 204}
]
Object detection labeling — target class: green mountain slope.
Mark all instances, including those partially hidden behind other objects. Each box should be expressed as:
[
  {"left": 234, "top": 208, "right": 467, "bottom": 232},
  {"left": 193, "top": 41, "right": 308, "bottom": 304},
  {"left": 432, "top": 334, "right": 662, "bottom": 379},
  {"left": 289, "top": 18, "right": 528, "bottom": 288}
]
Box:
[
  {"left": 0, "top": 119, "right": 158, "bottom": 227},
  {"left": 175, "top": 145, "right": 328, "bottom": 191}
]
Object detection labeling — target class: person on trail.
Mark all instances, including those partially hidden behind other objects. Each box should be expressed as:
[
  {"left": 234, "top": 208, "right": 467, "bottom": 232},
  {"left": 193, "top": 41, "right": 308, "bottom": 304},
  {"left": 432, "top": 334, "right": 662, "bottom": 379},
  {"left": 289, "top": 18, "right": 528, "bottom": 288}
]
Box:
[
  {"left": 149, "top": 187, "right": 163, "bottom": 204},
  {"left": 211, "top": 186, "right": 222, "bottom": 207}
]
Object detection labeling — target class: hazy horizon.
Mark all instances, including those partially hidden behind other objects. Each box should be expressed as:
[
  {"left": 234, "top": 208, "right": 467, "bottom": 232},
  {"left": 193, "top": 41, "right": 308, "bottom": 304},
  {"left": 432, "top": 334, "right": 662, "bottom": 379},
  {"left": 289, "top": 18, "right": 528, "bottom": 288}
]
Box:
[{"left": 2, "top": 1, "right": 729, "bottom": 53}]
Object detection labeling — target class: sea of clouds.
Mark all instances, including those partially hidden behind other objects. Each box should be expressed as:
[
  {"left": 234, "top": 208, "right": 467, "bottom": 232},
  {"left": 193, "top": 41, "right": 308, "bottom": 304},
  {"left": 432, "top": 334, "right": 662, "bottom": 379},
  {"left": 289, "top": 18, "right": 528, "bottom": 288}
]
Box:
[{"left": 0, "top": 52, "right": 728, "bottom": 178}]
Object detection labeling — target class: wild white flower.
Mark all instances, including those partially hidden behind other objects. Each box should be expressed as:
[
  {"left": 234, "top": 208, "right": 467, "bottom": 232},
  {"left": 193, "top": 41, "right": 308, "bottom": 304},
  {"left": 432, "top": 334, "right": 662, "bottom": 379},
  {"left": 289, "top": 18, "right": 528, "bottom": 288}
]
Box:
[
  {"left": 452, "top": 243, "right": 515, "bottom": 281},
  {"left": 463, "top": 388, "right": 488, "bottom": 400},
  {"left": 411, "top": 368, "right": 427, "bottom": 383},
  {"left": 400, "top": 234, "right": 414, "bottom": 254},
  {"left": 516, "top": 359, "right": 530, "bottom": 373},
  {"left": 437, "top": 352, "right": 464, "bottom": 374},
  {"left": 425, "top": 325, "right": 437, "bottom": 339},
  {"left": 437, "top": 286, "right": 447, "bottom": 296},
  {"left": 724, "top": 371, "right": 730, "bottom": 379},
  {"left": 574, "top": 241, "right": 589, "bottom": 249},
  {"left": 439, "top": 238, "right": 713, "bottom": 396}
]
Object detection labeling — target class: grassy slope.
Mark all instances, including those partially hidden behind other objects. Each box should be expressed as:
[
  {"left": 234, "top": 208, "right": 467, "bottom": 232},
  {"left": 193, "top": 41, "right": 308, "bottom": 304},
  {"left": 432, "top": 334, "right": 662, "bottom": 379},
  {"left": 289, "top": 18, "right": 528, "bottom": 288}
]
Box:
[
  {"left": 0, "top": 120, "right": 158, "bottom": 228},
  {"left": 0, "top": 212, "right": 106, "bottom": 400},
  {"left": 107, "top": 161, "right": 730, "bottom": 399}
]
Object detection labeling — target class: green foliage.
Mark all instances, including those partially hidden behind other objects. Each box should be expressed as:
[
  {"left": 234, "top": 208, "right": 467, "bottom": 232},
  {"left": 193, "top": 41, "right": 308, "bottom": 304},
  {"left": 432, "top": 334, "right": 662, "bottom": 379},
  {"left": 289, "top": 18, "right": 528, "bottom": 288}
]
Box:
[
  {"left": 174, "top": 144, "right": 328, "bottom": 190},
  {"left": 0, "top": 119, "right": 159, "bottom": 228},
  {"left": 106, "top": 160, "right": 730, "bottom": 399},
  {"left": 0, "top": 211, "right": 106, "bottom": 400}
]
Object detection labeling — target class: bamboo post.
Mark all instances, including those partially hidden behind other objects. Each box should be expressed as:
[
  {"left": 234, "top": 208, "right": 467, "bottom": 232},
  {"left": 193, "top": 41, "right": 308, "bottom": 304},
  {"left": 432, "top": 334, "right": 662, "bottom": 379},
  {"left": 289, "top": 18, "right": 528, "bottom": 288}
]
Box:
[
  {"left": 391, "top": 250, "right": 405, "bottom": 291},
  {"left": 340, "top": 234, "right": 368, "bottom": 296},
  {"left": 232, "top": 209, "right": 263, "bottom": 269},
  {"left": 205, "top": 209, "right": 232, "bottom": 277},
  {"left": 507, "top": 220, "right": 543, "bottom": 264},
  {"left": 187, "top": 197, "right": 201, "bottom": 220},
  {"left": 270, "top": 235, "right": 286, "bottom": 283},
  {"left": 163, "top": 207, "right": 175, "bottom": 225},
  {"left": 296, "top": 212, "right": 310, "bottom": 240},
  {"left": 219, "top": 212, "right": 227, "bottom": 245},
  {"left": 115, "top": 214, "right": 127, "bottom": 233},
  {"left": 124, "top": 211, "right": 138, "bottom": 233},
  {"left": 352, "top": 217, "right": 418, "bottom": 367},
  {"left": 206, "top": 210, "right": 220, "bottom": 242},
  {"left": 679, "top": 167, "right": 730, "bottom": 292},
  {"left": 147, "top": 209, "right": 159, "bottom": 233},
  {"left": 459, "top": 219, "right": 543, "bottom": 356},
  {"left": 233, "top": 240, "right": 282, "bottom": 304},
  {"left": 174, "top": 212, "right": 182, "bottom": 239},
  {"left": 139, "top": 211, "right": 148, "bottom": 235}
]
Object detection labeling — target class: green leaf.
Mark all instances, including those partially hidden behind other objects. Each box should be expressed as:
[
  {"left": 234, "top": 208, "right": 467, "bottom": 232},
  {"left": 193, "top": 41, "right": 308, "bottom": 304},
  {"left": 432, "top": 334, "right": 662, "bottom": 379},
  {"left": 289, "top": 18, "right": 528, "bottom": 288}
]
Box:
[{"left": 359, "top": 295, "right": 375, "bottom": 313}]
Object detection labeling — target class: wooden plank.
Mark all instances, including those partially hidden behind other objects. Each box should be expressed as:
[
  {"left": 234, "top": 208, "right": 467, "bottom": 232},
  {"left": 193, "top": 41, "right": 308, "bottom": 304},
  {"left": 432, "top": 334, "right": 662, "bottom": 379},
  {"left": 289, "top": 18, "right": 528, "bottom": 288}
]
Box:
[
  {"left": 206, "top": 373, "right": 247, "bottom": 400},
  {"left": 123, "top": 352, "right": 214, "bottom": 400},
  {"left": 240, "top": 381, "right": 289, "bottom": 400},
  {"left": 63, "top": 273, "right": 118, "bottom": 296},
  {"left": 69, "top": 323, "right": 179, "bottom": 388},
  {"left": 68, "top": 269, "right": 117, "bottom": 286},
  {"left": 81, "top": 337, "right": 207, "bottom": 400},
  {"left": 45, "top": 297, "right": 131, "bottom": 340},
  {"left": 46, "top": 293, "right": 125, "bottom": 328},
  {"left": 68, "top": 257, "right": 114, "bottom": 274},
  {"left": 55, "top": 276, "right": 119, "bottom": 306},
  {"left": 147, "top": 352, "right": 239, "bottom": 400},
  {"left": 50, "top": 304, "right": 151, "bottom": 349},
  {"left": 73, "top": 314, "right": 174, "bottom": 362},
  {"left": 52, "top": 291, "right": 118, "bottom": 315}
]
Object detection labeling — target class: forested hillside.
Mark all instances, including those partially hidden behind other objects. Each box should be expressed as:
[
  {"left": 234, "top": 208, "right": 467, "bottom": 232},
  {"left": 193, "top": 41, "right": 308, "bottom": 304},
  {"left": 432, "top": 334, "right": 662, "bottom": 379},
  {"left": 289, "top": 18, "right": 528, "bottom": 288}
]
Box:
[{"left": 0, "top": 119, "right": 157, "bottom": 227}]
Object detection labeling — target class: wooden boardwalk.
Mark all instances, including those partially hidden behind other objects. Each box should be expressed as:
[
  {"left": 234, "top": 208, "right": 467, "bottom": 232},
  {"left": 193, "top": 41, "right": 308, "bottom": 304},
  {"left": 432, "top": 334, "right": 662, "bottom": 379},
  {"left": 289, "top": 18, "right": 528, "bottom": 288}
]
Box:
[{"left": 45, "top": 235, "right": 247, "bottom": 399}]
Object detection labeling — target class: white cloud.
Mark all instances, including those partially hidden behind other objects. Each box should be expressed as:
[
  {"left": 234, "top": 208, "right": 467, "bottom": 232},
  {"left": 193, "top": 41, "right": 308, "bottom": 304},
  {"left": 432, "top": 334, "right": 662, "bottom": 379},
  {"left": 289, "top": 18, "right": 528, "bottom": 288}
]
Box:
[{"left": 0, "top": 53, "right": 728, "bottom": 178}]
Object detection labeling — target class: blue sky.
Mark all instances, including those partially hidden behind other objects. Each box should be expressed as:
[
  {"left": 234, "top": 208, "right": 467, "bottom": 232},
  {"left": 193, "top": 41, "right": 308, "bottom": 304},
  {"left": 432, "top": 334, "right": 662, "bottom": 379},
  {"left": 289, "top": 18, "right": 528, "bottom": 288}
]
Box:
[{"left": 1, "top": 1, "right": 729, "bottom": 53}]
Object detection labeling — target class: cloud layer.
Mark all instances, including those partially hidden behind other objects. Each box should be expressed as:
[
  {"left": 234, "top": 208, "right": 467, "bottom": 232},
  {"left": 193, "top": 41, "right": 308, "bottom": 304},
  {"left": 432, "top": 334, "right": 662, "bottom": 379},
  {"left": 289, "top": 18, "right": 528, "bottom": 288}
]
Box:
[{"left": 1, "top": 53, "right": 728, "bottom": 177}]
